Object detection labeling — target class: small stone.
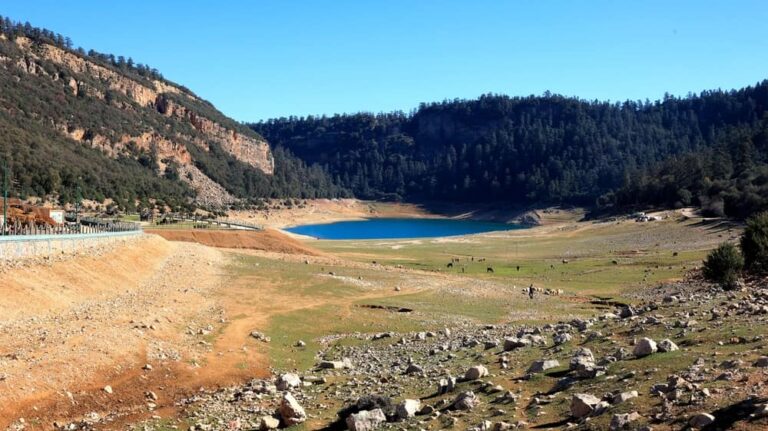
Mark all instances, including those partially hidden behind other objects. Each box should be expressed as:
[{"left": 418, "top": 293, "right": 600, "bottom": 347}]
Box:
[{"left": 103, "top": 386, "right": 113, "bottom": 394}]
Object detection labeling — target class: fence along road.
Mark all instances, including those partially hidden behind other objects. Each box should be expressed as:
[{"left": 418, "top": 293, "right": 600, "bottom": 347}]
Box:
[{"left": 0, "top": 219, "right": 142, "bottom": 261}]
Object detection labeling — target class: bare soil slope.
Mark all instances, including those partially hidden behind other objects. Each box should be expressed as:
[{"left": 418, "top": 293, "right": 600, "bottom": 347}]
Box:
[
  {"left": 150, "top": 228, "right": 321, "bottom": 255},
  {"left": 0, "top": 235, "right": 233, "bottom": 429}
]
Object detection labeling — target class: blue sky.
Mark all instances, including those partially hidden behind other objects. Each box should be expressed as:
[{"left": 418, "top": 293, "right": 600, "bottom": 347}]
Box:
[{"left": 2, "top": 1, "right": 767, "bottom": 121}]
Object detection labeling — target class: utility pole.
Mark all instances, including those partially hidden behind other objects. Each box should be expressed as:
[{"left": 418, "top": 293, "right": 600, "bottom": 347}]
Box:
[
  {"left": 75, "top": 182, "right": 82, "bottom": 224},
  {"left": 2, "top": 161, "right": 7, "bottom": 236}
]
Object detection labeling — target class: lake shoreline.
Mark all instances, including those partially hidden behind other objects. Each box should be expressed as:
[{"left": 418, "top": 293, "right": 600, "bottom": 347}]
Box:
[{"left": 283, "top": 217, "right": 526, "bottom": 240}]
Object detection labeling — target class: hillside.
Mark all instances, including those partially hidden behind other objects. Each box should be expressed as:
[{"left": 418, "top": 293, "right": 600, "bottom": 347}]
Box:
[
  {"left": 252, "top": 82, "right": 768, "bottom": 218},
  {"left": 0, "top": 17, "right": 344, "bottom": 211}
]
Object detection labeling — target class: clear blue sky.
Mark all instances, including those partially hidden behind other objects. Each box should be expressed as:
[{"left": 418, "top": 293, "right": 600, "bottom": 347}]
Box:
[{"left": 2, "top": 1, "right": 767, "bottom": 121}]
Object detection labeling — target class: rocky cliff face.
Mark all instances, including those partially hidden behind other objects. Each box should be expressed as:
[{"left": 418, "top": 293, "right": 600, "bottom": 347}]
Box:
[{"left": 0, "top": 36, "right": 274, "bottom": 204}]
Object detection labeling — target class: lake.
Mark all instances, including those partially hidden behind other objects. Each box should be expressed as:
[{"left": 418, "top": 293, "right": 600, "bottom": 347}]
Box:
[{"left": 284, "top": 218, "right": 524, "bottom": 240}]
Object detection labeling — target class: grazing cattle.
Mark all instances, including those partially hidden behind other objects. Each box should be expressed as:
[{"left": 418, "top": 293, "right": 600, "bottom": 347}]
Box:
[
  {"left": 447, "top": 262, "right": 454, "bottom": 268},
  {"left": 486, "top": 267, "right": 494, "bottom": 273},
  {"left": 611, "top": 260, "right": 619, "bottom": 265},
  {"left": 562, "top": 259, "right": 569, "bottom": 264}
]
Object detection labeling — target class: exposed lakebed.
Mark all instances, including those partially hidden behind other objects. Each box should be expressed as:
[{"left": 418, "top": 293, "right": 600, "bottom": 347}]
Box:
[{"left": 284, "top": 217, "right": 524, "bottom": 240}]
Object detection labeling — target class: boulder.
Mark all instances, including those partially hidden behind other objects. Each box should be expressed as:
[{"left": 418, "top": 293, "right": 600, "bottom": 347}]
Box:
[
  {"left": 570, "top": 393, "right": 601, "bottom": 418},
  {"left": 609, "top": 412, "right": 641, "bottom": 430},
  {"left": 275, "top": 373, "right": 302, "bottom": 390},
  {"left": 346, "top": 408, "right": 387, "bottom": 431},
  {"left": 528, "top": 359, "right": 560, "bottom": 373},
  {"left": 689, "top": 412, "right": 715, "bottom": 428},
  {"left": 318, "top": 358, "right": 353, "bottom": 370},
  {"left": 613, "top": 390, "right": 638, "bottom": 404},
  {"left": 452, "top": 391, "right": 479, "bottom": 411},
  {"left": 405, "top": 364, "right": 424, "bottom": 375},
  {"left": 396, "top": 399, "right": 421, "bottom": 419},
  {"left": 259, "top": 416, "right": 280, "bottom": 430},
  {"left": 503, "top": 337, "right": 531, "bottom": 351},
  {"left": 437, "top": 376, "right": 457, "bottom": 394},
  {"left": 569, "top": 348, "right": 595, "bottom": 370},
  {"left": 465, "top": 365, "right": 489, "bottom": 380},
  {"left": 553, "top": 332, "right": 572, "bottom": 345},
  {"left": 657, "top": 339, "right": 679, "bottom": 352},
  {"left": 278, "top": 392, "right": 307, "bottom": 426},
  {"left": 633, "top": 338, "right": 658, "bottom": 357}
]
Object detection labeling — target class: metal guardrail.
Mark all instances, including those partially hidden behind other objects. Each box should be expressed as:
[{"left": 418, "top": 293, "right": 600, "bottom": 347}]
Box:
[
  {"left": 158, "top": 214, "right": 262, "bottom": 231},
  {"left": 0, "top": 229, "right": 142, "bottom": 261},
  {"left": 1, "top": 217, "right": 140, "bottom": 237},
  {"left": 0, "top": 229, "right": 142, "bottom": 243}
]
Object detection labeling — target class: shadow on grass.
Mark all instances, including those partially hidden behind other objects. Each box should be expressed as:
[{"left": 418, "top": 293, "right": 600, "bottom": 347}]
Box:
[
  {"left": 703, "top": 396, "right": 768, "bottom": 430},
  {"left": 531, "top": 418, "right": 573, "bottom": 429}
]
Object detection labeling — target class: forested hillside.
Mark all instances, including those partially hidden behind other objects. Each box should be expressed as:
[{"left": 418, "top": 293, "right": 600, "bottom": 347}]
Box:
[
  {"left": 0, "top": 17, "right": 345, "bottom": 211},
  {"left": 252, "top": 82, "right": 768, "bottom": 217}
]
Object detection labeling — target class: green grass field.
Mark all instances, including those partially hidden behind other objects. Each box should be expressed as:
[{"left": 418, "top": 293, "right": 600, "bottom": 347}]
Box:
[{"left": 224, "top": 216, "right": 727, "bottom": 375}]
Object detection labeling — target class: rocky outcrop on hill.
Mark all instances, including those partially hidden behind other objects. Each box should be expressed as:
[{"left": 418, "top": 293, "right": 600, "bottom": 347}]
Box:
[{"left": 0, "top": 35, "right": 274, "bottom": 206}]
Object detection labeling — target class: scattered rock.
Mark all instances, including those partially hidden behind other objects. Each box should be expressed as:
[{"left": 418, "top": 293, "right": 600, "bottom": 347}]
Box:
[
  {"left": 346, "top": 408, "right": 387, "bottom": 431},
  {"left": 276, "top": 373, "right": 302, "bottom": 391},
  {"left": 610, "top": 412, "right": 642, "bottom": 430},
  {"left": 689, "top": 412, "right": 715, "bottom": 428},
  {"left": 633, "top": 338, "right": 658, "bottom": 357},
  {"left": 570, "top": 393, "right": 601, "bottom": 418},
  {"left": 278, "top": 392, "right": 307, "bottom": 426},
  {"left": 452, "top": 391, "right": 479, "bottom": 411},
  {"left": 259, "top": 416, "right": 280, "bottom": 430},
  {"left": 465, "top": 365, "right": 489, "bottom": 380},
  {"left": 528, "top": 359, "right": 560, "bottom": 373},
  {"left": 396, "top": 399, "right": 421, "bottom": 420},
  {"left": 657, "top": 339, "right": 679, "bottom": 352}
]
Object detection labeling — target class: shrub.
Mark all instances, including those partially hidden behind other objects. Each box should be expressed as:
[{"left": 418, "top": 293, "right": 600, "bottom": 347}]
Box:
[
  {"left": 703, "top": 243, "right": 744, "bottom": 289},
  {"left": 740, "top": 211, "right": 768, "bottom": 274}
]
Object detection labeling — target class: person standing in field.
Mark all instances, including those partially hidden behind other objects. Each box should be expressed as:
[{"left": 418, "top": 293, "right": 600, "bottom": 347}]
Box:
[{"left": 528, "top": 284, "right": 535, "bottom": 299}]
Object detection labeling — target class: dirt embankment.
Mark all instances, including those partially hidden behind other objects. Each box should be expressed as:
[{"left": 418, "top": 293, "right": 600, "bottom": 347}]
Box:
[
  {"left": 0, "top": 235, "right": 239, "bottom": 429},
  {"left": 149, "top": 228, "right": 322, "bottom": 255}
]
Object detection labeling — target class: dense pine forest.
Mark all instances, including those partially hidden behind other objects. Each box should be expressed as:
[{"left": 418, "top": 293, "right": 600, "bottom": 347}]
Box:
[{"left": 252, "top": 82, "right": 768, "bottom": 218}]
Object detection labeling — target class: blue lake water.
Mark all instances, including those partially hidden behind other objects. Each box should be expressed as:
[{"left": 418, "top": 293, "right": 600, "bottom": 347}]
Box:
[{"left": 285, "top": 218, "right": 524, "bottom": 240}]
